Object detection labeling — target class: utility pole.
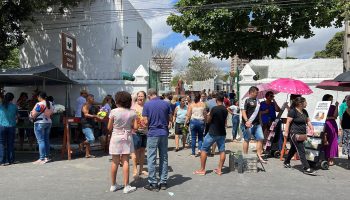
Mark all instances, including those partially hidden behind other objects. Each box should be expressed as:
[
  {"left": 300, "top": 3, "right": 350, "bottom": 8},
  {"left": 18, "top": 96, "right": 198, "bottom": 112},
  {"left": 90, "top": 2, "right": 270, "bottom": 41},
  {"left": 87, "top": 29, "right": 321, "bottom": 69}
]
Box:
[{"left": 344, "top": 20, "right": 350, "bottom": 72}]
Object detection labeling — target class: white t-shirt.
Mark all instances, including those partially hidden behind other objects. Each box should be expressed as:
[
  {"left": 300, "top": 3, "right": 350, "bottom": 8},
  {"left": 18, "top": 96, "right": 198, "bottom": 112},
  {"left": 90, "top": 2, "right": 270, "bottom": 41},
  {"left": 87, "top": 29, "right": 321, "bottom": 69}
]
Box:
[
  {"left": 32, "top": 101, "right": 54, "bottom": 123},
  {"left": 229, "top": 105, "right": 239, "bottom": 115},
  {"left": 75, "top": 96, "right": 86, "bottom": 117}
]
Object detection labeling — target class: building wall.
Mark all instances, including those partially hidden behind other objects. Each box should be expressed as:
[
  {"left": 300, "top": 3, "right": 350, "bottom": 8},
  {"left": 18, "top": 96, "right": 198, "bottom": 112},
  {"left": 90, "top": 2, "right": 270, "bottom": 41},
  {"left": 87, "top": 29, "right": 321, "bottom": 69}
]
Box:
[
  {"left": 121, "top": 0, "right": 152, "bottom": 74},
  {"left": 20, "top": 0, "right": 152, "bottom": 81}
]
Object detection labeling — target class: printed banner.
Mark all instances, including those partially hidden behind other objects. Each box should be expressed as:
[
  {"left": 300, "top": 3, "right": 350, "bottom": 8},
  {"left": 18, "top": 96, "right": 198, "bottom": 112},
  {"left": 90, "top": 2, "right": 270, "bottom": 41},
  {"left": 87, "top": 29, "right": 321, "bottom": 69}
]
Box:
[{"left": 310, "top": 101, "right": 331, "bottom": 137}]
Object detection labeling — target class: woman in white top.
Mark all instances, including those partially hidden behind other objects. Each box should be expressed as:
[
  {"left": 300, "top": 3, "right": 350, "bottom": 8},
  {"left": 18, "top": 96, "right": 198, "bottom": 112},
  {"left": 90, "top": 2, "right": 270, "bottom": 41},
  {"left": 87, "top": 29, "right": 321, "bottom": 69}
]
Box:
[
  {"left": 228, "top": 100, "right": 240, "bottom": 142},
  {"left": 185, "top": 92, "right": 207, "bottom": 156},
  {"left": 173, "top": 97, "right": 188, "bottom": 151},
  {"left": 30, "top": 92, "right": 54, "bottom": 164}
]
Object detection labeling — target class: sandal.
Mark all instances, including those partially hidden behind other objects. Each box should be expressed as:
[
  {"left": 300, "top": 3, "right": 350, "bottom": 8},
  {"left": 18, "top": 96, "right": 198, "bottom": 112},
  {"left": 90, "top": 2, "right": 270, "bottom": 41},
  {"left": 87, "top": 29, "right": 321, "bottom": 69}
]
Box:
[
  {"left": 213, "top": 168, "right": 222, "bottom": 176},
  {"left": 85, "top": 155, "right": 96, "bottom": 158},
  {"left": 257, "top": 154, "right": 268, "bottom": 164},
  {"left": 33, "top": 159, "right": 44, "bottom": 164},
  {"left": 193, "top": 170, "right": 206, "bottom": 176}
]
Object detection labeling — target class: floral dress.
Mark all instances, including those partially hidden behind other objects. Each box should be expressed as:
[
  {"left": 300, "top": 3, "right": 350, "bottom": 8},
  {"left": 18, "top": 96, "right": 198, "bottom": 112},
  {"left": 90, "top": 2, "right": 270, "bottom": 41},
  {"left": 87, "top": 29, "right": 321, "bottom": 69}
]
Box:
[{"left": 109, "top": 108, "right": 136, "bottom": 155}]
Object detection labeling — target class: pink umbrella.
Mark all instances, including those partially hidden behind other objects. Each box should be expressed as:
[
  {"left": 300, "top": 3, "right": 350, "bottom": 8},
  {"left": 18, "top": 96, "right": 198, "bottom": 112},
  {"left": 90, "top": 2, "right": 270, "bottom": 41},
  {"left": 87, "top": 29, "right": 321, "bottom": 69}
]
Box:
[
  {"left": 316, "top": 80, "right": 350, "bottom": 91},
  {"left": 243, "top": 83, "right": 279, "bottom": 99},
  {"left": 269, "top": 78, "right": 313, "bottom": 95}
]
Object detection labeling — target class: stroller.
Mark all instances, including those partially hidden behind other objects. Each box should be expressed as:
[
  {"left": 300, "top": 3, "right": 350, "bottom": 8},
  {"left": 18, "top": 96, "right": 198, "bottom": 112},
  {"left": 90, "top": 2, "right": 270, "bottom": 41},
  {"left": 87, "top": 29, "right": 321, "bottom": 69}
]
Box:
[
  {"left": 264, "top": 105, "right": 287, "bottom": 158},
  {"left": 304, "top": 132, "right": 329, "bottom": 170},
  {"left": 264, "top": 119, "right": 283, "bottom": 158}
]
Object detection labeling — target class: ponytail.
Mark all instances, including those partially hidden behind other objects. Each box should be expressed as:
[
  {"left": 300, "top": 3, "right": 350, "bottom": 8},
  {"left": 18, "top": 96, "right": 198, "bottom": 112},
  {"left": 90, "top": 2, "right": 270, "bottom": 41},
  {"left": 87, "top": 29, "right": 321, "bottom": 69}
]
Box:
[{"left": 38, "top": 92, "right": 51, "bottom": 109}]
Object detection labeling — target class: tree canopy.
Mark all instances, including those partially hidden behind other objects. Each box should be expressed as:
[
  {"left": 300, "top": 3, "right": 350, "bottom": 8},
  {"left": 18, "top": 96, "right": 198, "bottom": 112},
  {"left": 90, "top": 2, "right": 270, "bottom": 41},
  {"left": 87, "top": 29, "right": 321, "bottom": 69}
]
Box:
[
  {"left": 181, "top": 55, "right": 222, "bottom": 83},
  {"left": 314, "top": 31, "right": 344, "bottom": 58},
  {"left": 0, "top": 48, "right": 19, "bottom": 69},
  {"left": 167, "top": 0, "right": 345, "bottom": 60},
  {"left": 0, "top": 0, "right": 82, "bottom": 64}
]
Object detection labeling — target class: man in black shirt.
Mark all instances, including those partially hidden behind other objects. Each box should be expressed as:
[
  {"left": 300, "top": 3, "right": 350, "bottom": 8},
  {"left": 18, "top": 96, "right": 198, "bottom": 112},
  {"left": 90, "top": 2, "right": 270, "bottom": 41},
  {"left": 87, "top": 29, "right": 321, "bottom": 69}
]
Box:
[
  {"left": 241, "top": 86, "right": 266, "bottom": 163},
  {"left": 193, "top": 93, "right": 228, "bottom": 176}
]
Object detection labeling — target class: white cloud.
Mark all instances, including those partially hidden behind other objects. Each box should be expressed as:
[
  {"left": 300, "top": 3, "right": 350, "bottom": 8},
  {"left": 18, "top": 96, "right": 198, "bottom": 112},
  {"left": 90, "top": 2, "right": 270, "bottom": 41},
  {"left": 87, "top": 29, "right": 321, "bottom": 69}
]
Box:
[
  {"left": 171, "top": 39, "right": 230, "bottom": 73},
  {"left": 278, "top": 26, "right": 343, "bottom": 58},
  {"left": 129, "top": 0, "right": 174, "bottom": 46}
]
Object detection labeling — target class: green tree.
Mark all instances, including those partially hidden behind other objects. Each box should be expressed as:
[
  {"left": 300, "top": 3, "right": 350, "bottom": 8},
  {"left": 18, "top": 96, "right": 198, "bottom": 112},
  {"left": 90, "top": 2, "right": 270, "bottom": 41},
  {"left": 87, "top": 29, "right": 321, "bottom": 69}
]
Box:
[
  {"left": 171, "top": 74, "right": 182, "bottom": 87},
  {"left": 314, "top": 31, "right": 344, "bottom": 58},
  {"left": 183, "top": 55, "right": 222, "bottom": 83},
  {"left": 167, "top": 0, "right": 345, "bottom": 60},
  {"left": 0, "top": 0, "right": 82, "bottom": 63},
  {"left": 221, "top": 73, "right": 230, "bottom": 82},
  {"left": 0, "top": 48, "right": 20, "bottom": 69}
]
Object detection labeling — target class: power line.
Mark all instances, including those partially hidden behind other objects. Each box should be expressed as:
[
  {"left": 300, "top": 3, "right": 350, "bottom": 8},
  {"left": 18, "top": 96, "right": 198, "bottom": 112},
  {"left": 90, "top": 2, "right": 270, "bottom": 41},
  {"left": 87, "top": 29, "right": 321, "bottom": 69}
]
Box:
[{"left": 25, "top": 0, "right": 330, "bottom": 31}]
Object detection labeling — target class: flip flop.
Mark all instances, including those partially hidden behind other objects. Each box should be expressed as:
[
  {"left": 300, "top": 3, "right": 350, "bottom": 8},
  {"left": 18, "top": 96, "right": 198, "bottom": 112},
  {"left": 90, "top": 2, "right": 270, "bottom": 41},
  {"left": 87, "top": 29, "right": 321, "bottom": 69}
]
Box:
[
  {"left": 85, "top": 155, "right": 96, "bottom": 158},
  {"left": 193, "top": 170, "right": 206, "bottom": 176},
  {"left": 213, "top": 169, "right": 222, "bottom": 176}
]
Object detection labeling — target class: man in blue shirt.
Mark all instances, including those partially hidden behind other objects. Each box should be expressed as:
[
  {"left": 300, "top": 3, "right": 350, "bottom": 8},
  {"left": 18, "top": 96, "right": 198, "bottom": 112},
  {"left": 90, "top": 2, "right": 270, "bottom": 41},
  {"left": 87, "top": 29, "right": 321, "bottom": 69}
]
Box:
[
  {"left": 143, "top": 88, "right": 172, "bottom": 191},
  {"left": 259, "top": 91, "right": 281, "bottom": 140}
]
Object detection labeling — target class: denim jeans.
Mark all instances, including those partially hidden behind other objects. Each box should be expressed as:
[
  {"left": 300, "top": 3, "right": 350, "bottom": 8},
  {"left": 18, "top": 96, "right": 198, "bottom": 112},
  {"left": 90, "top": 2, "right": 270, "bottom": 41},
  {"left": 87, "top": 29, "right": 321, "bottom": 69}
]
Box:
[
  {"left": 34, "top": 123, "right": 52, "bottom": 160},
  {"left": 82, "top": 127, "right": 95, "bottom": 144},
  {"left": 147, "top": 136, "right": 168, "bottom": 185},
  {"left": 231, "top": 115, "right": 240, "bottom": 139},
  {"left": 0, "top": 126, "right": 16, "bottom": 164},
  {"left": 190, "top": 119, "right": 205, "bottom": 155}
]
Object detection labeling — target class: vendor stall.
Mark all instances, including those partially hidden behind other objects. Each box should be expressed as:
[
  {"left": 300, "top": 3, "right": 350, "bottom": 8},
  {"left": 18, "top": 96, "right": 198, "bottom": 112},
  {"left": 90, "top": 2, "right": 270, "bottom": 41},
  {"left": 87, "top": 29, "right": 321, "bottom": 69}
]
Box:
[{"left": 0, "top": 63, "right": 76, "bottom": 149}]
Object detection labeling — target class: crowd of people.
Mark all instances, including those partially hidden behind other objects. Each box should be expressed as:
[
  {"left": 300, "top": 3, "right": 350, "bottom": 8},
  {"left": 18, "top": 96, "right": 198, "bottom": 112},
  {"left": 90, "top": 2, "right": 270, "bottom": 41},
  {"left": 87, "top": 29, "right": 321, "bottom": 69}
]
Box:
[
  {"left": 0, "top": 90, "right": 55, "bottom": 165},
  {"left": 0, "top": 86, "right": 349, "bottom": 194}
]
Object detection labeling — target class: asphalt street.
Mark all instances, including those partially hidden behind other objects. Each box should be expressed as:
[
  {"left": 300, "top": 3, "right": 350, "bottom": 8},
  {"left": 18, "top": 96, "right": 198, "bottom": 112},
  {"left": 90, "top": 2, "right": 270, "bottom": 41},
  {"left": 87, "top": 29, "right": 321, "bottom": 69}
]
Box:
[{"left": 0, "top": 128, "right": 349, "bottom": 200}]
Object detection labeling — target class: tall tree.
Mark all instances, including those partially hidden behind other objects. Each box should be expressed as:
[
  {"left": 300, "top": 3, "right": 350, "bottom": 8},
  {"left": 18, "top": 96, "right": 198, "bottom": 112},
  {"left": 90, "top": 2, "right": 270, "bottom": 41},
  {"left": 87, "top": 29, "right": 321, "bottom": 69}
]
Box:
[
  {"left": 0, "top": 0, "right": 82, "bottom": 63},
  {"left": 170, "top": 74, "right": 182, "bottom": 87},
  {"left": 314, "top": 31, "right": 344, "bottom": 58},
  {"left": 0, "top": 48, "right": 20, "bottom": 69},
  {"left": 167, "top": 0, "right": 345, "bottom": 60},
  {"left": 183, "top": 55, "right": 222, "bottom": 83}
]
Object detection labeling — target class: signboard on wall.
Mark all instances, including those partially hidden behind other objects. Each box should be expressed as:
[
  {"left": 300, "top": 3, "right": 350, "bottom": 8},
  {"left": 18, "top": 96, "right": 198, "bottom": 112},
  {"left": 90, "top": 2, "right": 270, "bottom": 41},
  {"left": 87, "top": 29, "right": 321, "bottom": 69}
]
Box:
[{"left": 61, "top": 32, "right": 77, "bottom": 71}]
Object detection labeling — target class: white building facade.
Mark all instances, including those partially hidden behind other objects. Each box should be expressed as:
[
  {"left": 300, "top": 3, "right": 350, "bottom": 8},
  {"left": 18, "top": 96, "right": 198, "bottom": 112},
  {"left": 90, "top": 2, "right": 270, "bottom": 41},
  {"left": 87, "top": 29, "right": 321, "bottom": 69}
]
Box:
[
  {"left": 8, "top": 0, "right": 152, "bottom": 111},
  {"left": 239, "top": 59, "right": 347, "bottom": 117}
]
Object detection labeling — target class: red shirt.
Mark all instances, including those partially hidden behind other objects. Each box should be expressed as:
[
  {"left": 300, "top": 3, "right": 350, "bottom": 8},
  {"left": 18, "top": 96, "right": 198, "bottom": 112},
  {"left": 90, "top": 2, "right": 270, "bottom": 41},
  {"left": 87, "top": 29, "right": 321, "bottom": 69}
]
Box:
[{"left": 224, "top": 98, "right": 231, "bottom": 107}]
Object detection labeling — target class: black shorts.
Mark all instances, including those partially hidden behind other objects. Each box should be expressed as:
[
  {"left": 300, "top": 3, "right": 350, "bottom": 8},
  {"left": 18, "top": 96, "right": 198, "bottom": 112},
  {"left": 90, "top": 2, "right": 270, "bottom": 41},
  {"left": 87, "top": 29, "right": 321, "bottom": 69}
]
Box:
[{"left": 175, "top": 123, "right": 185, "bottom": 135}]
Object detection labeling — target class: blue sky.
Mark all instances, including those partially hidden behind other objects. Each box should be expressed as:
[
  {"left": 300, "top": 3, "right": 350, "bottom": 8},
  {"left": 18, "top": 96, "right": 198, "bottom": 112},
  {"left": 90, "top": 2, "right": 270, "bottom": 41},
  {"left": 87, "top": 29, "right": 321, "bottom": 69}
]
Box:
[{"left": 130, "top": 0, "right": 344, "bottom": 72}]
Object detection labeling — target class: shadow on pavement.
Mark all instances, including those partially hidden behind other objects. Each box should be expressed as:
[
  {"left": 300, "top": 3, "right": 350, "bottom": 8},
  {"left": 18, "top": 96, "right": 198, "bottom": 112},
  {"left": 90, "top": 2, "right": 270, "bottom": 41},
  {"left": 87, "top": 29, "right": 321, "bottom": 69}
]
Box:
[
  {"left": 334, "top": 157, "right": 350, "bottom": 170},
  {"left": 131, "top": 173, "right": 192, "bottom": 189}
]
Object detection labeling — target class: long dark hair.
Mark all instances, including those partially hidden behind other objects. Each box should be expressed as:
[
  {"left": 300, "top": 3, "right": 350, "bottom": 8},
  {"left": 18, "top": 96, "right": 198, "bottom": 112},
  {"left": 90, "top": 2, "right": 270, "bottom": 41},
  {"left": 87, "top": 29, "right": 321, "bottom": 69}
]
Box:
[
  {"left": 38, "top": 92, "right": 51, "bottom": 109},
  {"left": 322, "top": 94, "right": 332, "bottom": 101},
  {"left": 194, "top": 92, "right": 201, "bottom": 103},
  {"left": 2, "top": 92, "right": 14, "bottom": 109},
  {"left": 292, "top": 97, "right": 306, "bottom": 108},
  {"left": 17, "top": 92, "right": 28, "bottom": 103}
]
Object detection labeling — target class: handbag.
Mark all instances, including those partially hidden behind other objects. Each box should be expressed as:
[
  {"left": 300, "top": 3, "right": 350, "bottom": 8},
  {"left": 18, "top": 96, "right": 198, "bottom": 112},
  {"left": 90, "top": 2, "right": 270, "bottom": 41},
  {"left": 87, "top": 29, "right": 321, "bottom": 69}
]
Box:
[
  {"left": 29, "top": 107, "right": 46, "bottom": 123},
  {"left": 295, "top": 134, "right": 308, "bottom": 142}
]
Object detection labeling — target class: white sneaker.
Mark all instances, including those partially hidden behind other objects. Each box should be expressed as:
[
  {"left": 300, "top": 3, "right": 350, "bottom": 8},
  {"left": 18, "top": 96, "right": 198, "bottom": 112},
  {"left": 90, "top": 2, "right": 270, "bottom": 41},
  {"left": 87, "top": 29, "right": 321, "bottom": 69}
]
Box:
[
  {"left": 123, "top": 185, "right": 137, "bottom": 194},
  {"left": 110, "top": 184, "right": 124, "bottom": 192}
]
